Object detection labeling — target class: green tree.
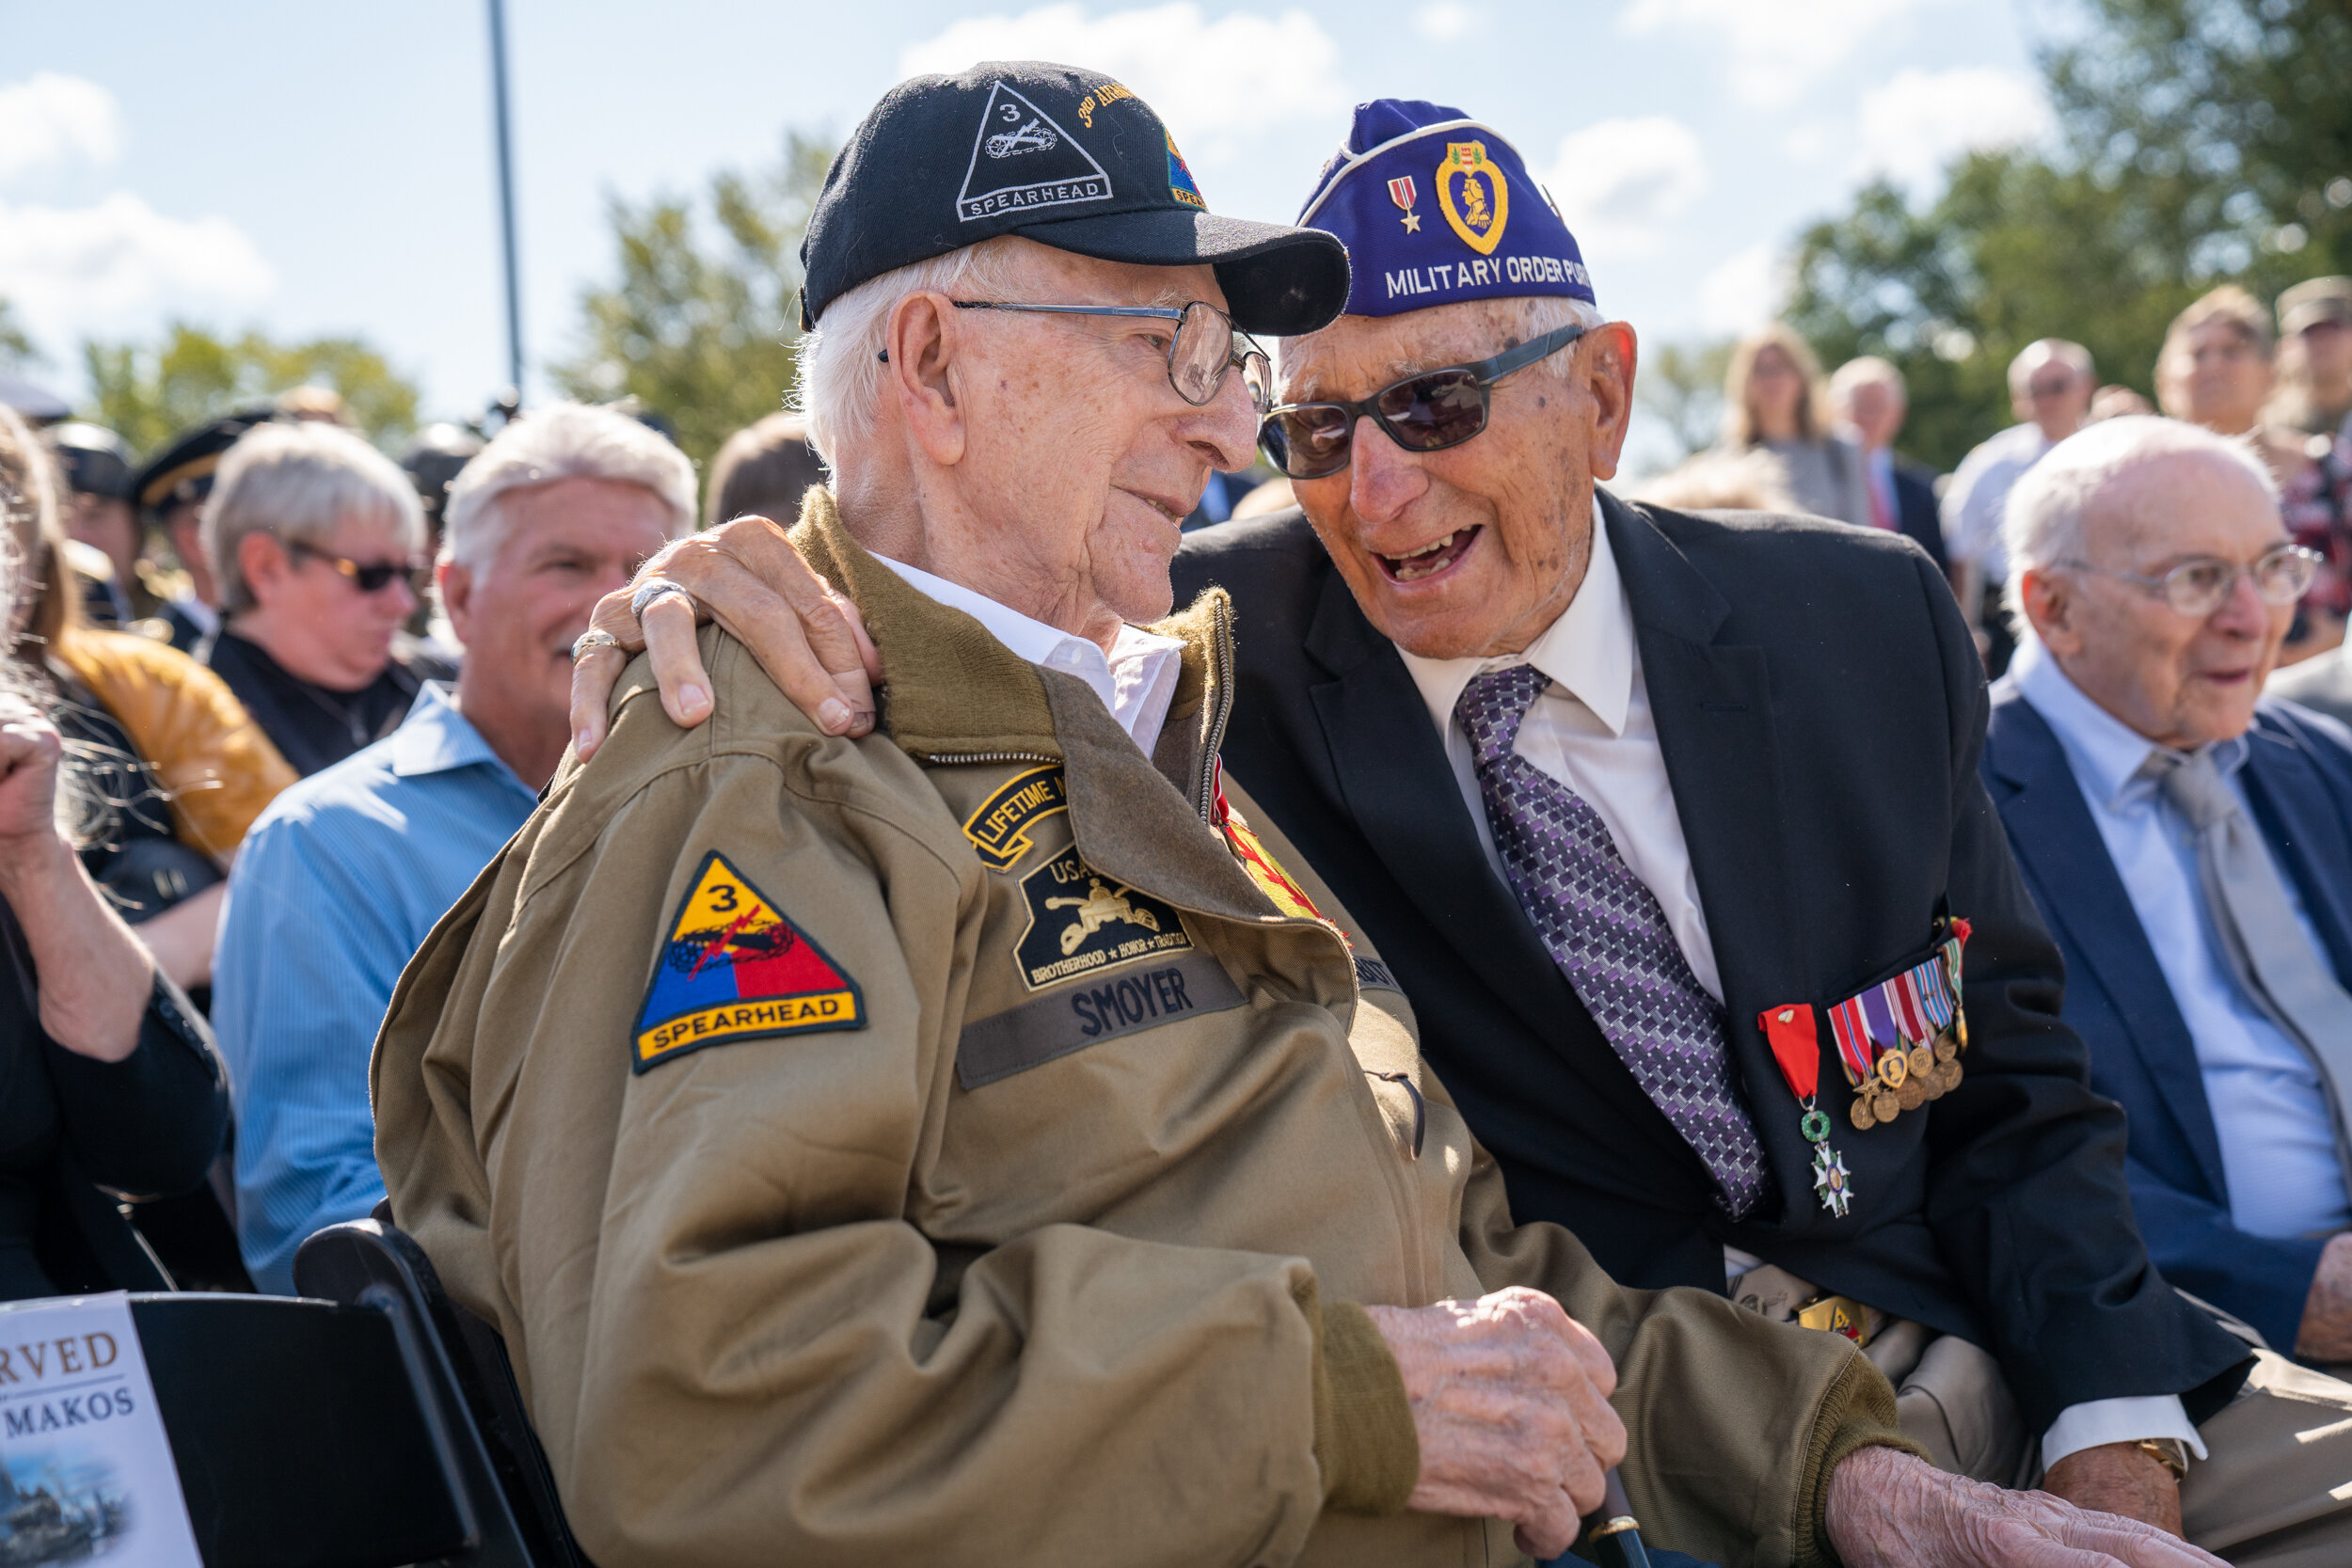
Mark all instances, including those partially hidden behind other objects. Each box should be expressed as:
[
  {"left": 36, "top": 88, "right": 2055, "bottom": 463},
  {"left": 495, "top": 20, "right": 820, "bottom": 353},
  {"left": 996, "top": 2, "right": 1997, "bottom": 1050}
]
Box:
[
  {"left": 1787, "top": 0, "right": 2352, "bottom": 474},
  {"left": 1632, "top": 339, "right": 1735, "bottom": 465},
  {"left": 82, "top": 324, "right": 420, "bottom": 455},
  {"left": 553, "top": 132, "right": 834, "bottom": 483},
  {"left": 0, "top": 297, "right": 40, "bottom": 372}
]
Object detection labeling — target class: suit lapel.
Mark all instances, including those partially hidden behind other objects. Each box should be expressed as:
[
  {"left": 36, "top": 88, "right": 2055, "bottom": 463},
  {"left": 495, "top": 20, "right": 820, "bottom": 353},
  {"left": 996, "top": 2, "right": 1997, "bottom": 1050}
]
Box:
[
  {"left": 1300, "top": 567, "right": 1581, "bottom": 1046},
  {"left": 1987, "top": 694, "right": 2230, "bottom": 1197},
  {"left": 1609, "top": 498, "right": 1807, "bottom": 1013}
]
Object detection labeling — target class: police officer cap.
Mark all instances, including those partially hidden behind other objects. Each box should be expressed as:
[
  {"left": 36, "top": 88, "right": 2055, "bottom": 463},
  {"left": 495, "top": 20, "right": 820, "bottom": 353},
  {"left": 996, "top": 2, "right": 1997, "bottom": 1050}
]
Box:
[
  {"left": 46, "top": 423, "right": 135, "bottom": 500},
  {"left": 1295, "top": 100, "right": 1597, "bottom": 320},
  {"left": 797, "top": 60, "right": 1350, "bottom": 338},
  {"left": 131, "top": 406, "right": 282, "bottom": 515},
  {"left": 2280, "top": 277, "right": 2352, "bottom": 336}
]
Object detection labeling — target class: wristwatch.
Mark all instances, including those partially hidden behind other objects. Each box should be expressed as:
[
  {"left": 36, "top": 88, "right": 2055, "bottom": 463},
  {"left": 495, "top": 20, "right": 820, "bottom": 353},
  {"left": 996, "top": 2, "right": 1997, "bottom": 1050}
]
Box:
[{"left": 2135, "top": 1437, "right": 2191, "bottom": 1481}]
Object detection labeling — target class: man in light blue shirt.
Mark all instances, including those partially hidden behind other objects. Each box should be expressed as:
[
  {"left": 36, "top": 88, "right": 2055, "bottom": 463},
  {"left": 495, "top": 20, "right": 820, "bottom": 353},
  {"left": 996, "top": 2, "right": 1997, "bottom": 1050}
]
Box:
[
  {"left": 1984, "top": 412, "right": 2352, "bottom": 1551},
  {"left": 214, "top": 403, "right": 693, "bottom": 1291}
]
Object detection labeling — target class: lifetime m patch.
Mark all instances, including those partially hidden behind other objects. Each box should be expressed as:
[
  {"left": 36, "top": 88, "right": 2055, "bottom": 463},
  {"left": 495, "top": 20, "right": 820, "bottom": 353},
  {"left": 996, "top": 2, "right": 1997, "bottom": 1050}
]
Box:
[{"left": 632, "top": 850, "right": 865, "bottom": 1072}]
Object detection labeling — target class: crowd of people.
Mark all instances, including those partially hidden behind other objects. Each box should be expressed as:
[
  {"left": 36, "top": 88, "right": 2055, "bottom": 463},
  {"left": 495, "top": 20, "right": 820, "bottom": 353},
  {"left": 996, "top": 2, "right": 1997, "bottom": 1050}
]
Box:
[{"left": 6, "top": 54, "right": 2352, "bottom": 1568}]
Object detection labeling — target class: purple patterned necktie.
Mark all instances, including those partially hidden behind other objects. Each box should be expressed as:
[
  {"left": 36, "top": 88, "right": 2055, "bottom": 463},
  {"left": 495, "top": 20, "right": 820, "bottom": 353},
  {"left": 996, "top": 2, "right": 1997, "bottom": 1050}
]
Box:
[{"left": 1456, "top": 665, "right": 1770, "bottom": 1218}]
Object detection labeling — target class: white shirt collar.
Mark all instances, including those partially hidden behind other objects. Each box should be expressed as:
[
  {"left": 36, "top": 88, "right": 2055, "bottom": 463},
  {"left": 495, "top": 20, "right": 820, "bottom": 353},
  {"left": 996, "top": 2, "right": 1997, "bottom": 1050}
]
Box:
[
  {"left": 1395, "top": 497, "right": 1632, "bottom": 738},
  {"left": 871, "top": 552, "right": 1184, "bottom": 754},
  {"left": 2011, "top": 640, "right": 2249, "bottom": 809}
]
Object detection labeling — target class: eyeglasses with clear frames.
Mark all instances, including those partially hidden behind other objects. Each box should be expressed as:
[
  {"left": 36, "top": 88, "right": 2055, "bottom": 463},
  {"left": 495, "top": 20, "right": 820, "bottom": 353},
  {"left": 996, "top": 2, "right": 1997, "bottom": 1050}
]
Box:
[
  {"left": 2058, "top": 543, "right": 2322, "bottom": 617},
  {"left": 878, "top": 300, "right": 1271, "bottom": 416}
]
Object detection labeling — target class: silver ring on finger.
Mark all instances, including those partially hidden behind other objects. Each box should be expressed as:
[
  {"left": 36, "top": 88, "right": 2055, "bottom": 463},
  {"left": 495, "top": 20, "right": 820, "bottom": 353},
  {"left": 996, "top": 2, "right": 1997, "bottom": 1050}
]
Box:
[
  {"left": 571, "top": 628, "right": 624, "bottom": 661},
  {"left": 629, "top": 576, "right": 695, "bottom": 622}
]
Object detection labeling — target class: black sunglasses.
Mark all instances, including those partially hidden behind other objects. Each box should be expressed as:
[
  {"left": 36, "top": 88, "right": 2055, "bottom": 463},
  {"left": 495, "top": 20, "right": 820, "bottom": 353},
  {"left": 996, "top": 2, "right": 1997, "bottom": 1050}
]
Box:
[
  {"left": 289, "top": 540, "right": 425, "bottom": 594},
  {"left": 1258, "top": 321, "right": 1589, "bottom": 480}
]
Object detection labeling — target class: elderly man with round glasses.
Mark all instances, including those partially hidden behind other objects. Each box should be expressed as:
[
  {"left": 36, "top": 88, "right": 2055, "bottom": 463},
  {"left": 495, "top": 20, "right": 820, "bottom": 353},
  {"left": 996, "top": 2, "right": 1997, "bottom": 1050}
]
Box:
[{"left": 1985, "top": 413, "right": 2352, "bottom": 1554}]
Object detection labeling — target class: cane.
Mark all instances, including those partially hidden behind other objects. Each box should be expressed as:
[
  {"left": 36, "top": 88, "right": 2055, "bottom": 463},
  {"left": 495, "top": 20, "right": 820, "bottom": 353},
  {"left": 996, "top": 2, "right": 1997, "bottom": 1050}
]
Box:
[{"left": 1588, "top": 1468, "right": 1651, "bottom": 1568}]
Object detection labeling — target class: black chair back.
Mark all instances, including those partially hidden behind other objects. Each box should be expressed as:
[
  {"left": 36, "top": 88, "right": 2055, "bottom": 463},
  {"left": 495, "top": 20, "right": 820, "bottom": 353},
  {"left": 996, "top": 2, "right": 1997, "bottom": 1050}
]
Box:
[{"left": 294, "top": 1220, "right": 587, "bottom": 1568}]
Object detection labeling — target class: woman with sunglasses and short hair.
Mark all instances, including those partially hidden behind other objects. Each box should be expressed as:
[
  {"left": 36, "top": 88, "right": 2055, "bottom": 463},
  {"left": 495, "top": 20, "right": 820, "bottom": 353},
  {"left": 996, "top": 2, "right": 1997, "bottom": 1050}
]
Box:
[{"left": 200, "top": 420, "right": 453, "bottom": 777}]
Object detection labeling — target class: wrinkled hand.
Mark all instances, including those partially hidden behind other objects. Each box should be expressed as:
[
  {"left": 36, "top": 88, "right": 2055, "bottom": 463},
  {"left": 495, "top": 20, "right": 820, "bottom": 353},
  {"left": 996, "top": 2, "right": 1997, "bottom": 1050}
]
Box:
[
  {"left": 1826, "top": 1445, "right": 2224, "bottom": 1568},
  {"left": 2296, "top": 1231, "right": 2352, "bottom": 1362},
  {"left": 0, "top": 692, "right": 65, "bottom": 853},
  {"left": 1365, "top": 1287, "right": 1625, "bottom": 1560},
  {"left": 2042, "top": 1442, "right": 2183, "bottom": 1537},
  {"left": 569, "top": 513, "right": 882, "bottom": 762}
]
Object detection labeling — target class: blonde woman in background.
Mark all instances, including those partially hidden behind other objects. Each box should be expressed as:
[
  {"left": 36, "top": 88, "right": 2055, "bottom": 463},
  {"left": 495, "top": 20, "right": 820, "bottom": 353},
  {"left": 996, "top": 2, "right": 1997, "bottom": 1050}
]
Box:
[{"left": 1718, "top": 324, "right": 1873, "bottom": 528}]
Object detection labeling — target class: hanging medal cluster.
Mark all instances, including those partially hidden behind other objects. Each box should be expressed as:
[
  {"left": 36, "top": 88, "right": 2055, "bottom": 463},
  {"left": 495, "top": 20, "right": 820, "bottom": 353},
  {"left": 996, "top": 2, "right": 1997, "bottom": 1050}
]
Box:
[
  {"left": 1830, "top": 917, "right": 1971, "bottom": 1132},
  {"left": 1756, "top": 918, "right": 1972, "bottom": 1219}
]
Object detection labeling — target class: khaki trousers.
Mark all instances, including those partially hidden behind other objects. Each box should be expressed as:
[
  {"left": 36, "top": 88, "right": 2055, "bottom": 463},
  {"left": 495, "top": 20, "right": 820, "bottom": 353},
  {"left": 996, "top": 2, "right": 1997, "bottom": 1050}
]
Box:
[{"left": 1730, "top": 1267, "right": 2352, "bottom": 1565}]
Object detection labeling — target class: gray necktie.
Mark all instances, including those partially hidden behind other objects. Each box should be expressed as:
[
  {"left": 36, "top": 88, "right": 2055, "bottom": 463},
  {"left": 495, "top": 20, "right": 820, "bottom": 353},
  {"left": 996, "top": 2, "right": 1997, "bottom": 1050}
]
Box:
[{"left": 2147, "top": 746, "right": 2352, "bottom": 1193}]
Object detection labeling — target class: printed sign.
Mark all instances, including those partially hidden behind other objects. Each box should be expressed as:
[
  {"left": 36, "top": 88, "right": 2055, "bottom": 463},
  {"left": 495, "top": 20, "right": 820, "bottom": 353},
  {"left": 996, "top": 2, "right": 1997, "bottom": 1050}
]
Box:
[{"left": 0, "top": 1293, "right": 199, "bottom": 1568}]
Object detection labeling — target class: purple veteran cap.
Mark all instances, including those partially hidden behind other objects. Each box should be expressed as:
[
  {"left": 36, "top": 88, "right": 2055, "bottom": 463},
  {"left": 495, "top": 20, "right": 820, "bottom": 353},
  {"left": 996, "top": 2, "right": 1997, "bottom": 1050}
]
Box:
[{"left": 1296, "top": 99, "right": 1596, "bottom": 319}]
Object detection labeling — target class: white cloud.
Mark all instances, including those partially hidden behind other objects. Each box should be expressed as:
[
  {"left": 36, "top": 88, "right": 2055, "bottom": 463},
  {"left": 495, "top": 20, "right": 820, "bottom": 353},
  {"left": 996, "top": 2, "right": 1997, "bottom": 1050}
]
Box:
[
  {"left": 1416, "top": 2, "right": 1476, "bottom": 40},
  {"left": 1854, "top": 66, "right": 2053, "bottom": 189},
  {"left": 1698, "top": 241, "right": 1786, "bottom": 335},
  {"left": 1536, "top": 116, "right": 1707, "bottom": 261},
  {"left": 898, "top": 4, "right": 1350, "bottom": 166},
  {"left": 0, "top": 73, "right": 124, "bottom": 185},
  {"left": 0, "top": 194, "right": 275, "bottom": 352},
  {"left": 1618, "top": 0, "right": 1946, "bottom": 107}
]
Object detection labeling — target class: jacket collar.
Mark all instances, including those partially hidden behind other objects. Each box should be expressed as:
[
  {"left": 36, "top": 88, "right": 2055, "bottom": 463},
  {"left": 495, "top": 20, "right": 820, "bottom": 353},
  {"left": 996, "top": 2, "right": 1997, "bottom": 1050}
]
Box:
[
  {"left": 1984, "top": 680, "right": 2229, "bottom": 1198},
  {"left": 791, "top": 488, "right": 1272, "bottom": 926}
]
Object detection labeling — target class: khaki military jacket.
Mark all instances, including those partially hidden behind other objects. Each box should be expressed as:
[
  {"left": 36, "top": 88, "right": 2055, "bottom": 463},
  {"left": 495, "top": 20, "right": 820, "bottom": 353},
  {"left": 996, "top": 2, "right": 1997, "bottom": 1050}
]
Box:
[{"left": 373, "top": 495, "right": 1905, "bottom": 1568}]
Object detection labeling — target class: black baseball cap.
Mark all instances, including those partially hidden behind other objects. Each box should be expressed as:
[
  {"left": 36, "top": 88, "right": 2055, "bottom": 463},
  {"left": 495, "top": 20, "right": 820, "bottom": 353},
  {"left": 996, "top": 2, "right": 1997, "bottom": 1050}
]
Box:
[{"left": 799, "top": 60, "right": 1350, "bottom": 338}]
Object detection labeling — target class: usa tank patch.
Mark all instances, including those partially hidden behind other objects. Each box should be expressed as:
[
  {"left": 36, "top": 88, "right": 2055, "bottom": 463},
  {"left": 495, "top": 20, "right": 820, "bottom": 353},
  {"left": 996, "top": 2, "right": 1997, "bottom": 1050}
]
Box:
[
  {"left": 1015, "top": 847, "right": 1192, "bottom": 990},
  {"left": 633, "top": 851, "right": 864, "bottom": 1071},
  {"left": 962, "top": 764, "right": 1068, "bottom": 871}
]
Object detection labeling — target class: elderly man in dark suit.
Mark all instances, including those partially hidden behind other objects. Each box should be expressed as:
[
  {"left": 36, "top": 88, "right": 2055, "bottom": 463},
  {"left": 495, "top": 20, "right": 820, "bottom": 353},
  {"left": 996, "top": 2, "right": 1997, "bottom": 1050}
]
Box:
[
  {"left": 566, "top": 100, "right": 2302, "bottom": 1566},
  {"left": 1983, "top": 413, "right": 2352, "bottom": 1545}
]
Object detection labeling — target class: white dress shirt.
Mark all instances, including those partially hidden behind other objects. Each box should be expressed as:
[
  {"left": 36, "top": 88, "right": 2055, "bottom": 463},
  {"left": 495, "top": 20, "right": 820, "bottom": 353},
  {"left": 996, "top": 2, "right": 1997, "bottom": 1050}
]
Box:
[
  {"left": 872, "top": 554, "right": 1184, "bottom": 753},
  {"left": 2014, "top": 644, "right": 2352, "bottom": 1240},
  {"left": 1941, "top": 422, "right": 2052, "bottom": 580},
  {"left": 1396, "top": 500, "right": 1724, "bottom": 1001},
  {"left": 1398, "top": 504, "right": 2198, "bottom": 1465}
]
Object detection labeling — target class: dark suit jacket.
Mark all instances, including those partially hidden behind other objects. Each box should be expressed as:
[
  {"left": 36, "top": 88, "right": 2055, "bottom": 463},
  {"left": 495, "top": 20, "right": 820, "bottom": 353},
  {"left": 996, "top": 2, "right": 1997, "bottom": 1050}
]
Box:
[
  {"left": 1891, "top": 457, "right": 1949, "bottom": 574},
  {"left": 1171, "top": 492, "right": 2249, "bottom": 1429},
  {"left": 1985, "top": 685, "right": 2352, "bottom": 1351}
]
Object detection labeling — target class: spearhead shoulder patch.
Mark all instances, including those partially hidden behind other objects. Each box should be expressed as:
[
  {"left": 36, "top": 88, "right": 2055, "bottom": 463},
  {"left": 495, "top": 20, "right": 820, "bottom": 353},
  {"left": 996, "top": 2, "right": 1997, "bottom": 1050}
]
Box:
[{"left": 633, "top": 850, "right": 864, "bottom": 1072}]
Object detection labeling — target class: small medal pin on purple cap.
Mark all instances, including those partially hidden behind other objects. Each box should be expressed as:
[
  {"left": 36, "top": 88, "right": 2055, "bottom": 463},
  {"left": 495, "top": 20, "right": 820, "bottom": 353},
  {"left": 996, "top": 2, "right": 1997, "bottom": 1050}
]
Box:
[{"left": 1293, "top": 99, "right": 1597, "bottom": 319}]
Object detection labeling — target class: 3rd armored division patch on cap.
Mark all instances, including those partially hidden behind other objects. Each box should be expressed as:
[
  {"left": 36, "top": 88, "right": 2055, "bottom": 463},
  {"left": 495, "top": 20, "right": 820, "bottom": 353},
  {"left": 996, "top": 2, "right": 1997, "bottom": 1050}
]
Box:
[{"left": 633, "top": 851, "right": 865, "bottom": 1071}]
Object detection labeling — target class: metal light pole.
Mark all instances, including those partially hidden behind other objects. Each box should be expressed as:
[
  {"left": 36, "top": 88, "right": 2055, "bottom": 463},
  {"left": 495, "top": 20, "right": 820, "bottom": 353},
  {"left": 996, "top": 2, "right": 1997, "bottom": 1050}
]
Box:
[{"left": 487, "top": 0, "right": 524, "bottom": 404}]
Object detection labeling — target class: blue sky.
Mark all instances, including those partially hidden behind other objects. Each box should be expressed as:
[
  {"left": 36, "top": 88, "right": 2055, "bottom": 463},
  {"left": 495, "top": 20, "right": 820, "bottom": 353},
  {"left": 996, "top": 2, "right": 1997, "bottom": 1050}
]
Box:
[{"left": 1, "top": 0, "right": 2058, "bottom": 439}]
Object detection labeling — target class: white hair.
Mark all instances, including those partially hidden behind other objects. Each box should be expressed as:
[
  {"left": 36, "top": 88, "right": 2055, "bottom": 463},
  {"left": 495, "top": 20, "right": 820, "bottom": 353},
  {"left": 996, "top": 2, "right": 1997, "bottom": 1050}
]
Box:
[
  {"left": 205, "top": 421, "right": 424, "bottom": 615},
  {"left": 791, "top": 237, "right": 1035, "bottom": 468},
  {"left": 1273, "top": 293, "right": 1606, "bottom": 399},
  {"left": 2006, "top": 339, "right": 2094, "bottom": 399},
  {"left": 1828, "top": 356, "right": 1905, "bottom": 407},
  {"left": 2000, "top": 414, "right": 2279, "bottom": 630},
  {"left": 442, "top": 402, "right": 695, "bottom": 573}
]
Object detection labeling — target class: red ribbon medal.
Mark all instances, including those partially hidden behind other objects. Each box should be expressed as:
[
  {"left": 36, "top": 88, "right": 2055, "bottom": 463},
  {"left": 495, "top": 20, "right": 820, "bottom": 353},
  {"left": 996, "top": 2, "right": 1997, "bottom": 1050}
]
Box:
[{"left": 1759, "top": 1004, "right": 1853, "bottom": 1217}]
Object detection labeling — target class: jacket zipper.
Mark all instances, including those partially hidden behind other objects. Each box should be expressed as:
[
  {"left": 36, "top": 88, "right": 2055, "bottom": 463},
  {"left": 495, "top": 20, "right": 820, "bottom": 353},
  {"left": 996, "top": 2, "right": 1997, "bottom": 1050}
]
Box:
[
  {"left": 917, "top": 751, "right": 1059, "bottom": 767},
  {"left": 1191, "top": 595, "right": 1236, "bottom": 824}
]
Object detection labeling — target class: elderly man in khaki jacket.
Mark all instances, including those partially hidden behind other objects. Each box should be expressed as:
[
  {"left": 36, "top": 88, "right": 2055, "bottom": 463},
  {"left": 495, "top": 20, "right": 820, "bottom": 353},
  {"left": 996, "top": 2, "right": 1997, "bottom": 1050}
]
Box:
[{"left": 382, "top": 65, "right": 2220, "bottom": 1568}]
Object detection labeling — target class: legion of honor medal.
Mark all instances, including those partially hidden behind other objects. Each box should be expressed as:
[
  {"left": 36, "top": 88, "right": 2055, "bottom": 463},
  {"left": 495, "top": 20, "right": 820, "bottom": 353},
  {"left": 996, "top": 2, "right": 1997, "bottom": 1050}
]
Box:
[{"left": 1759, "top": 1004, "right": 1853, "bottom": 1217}]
